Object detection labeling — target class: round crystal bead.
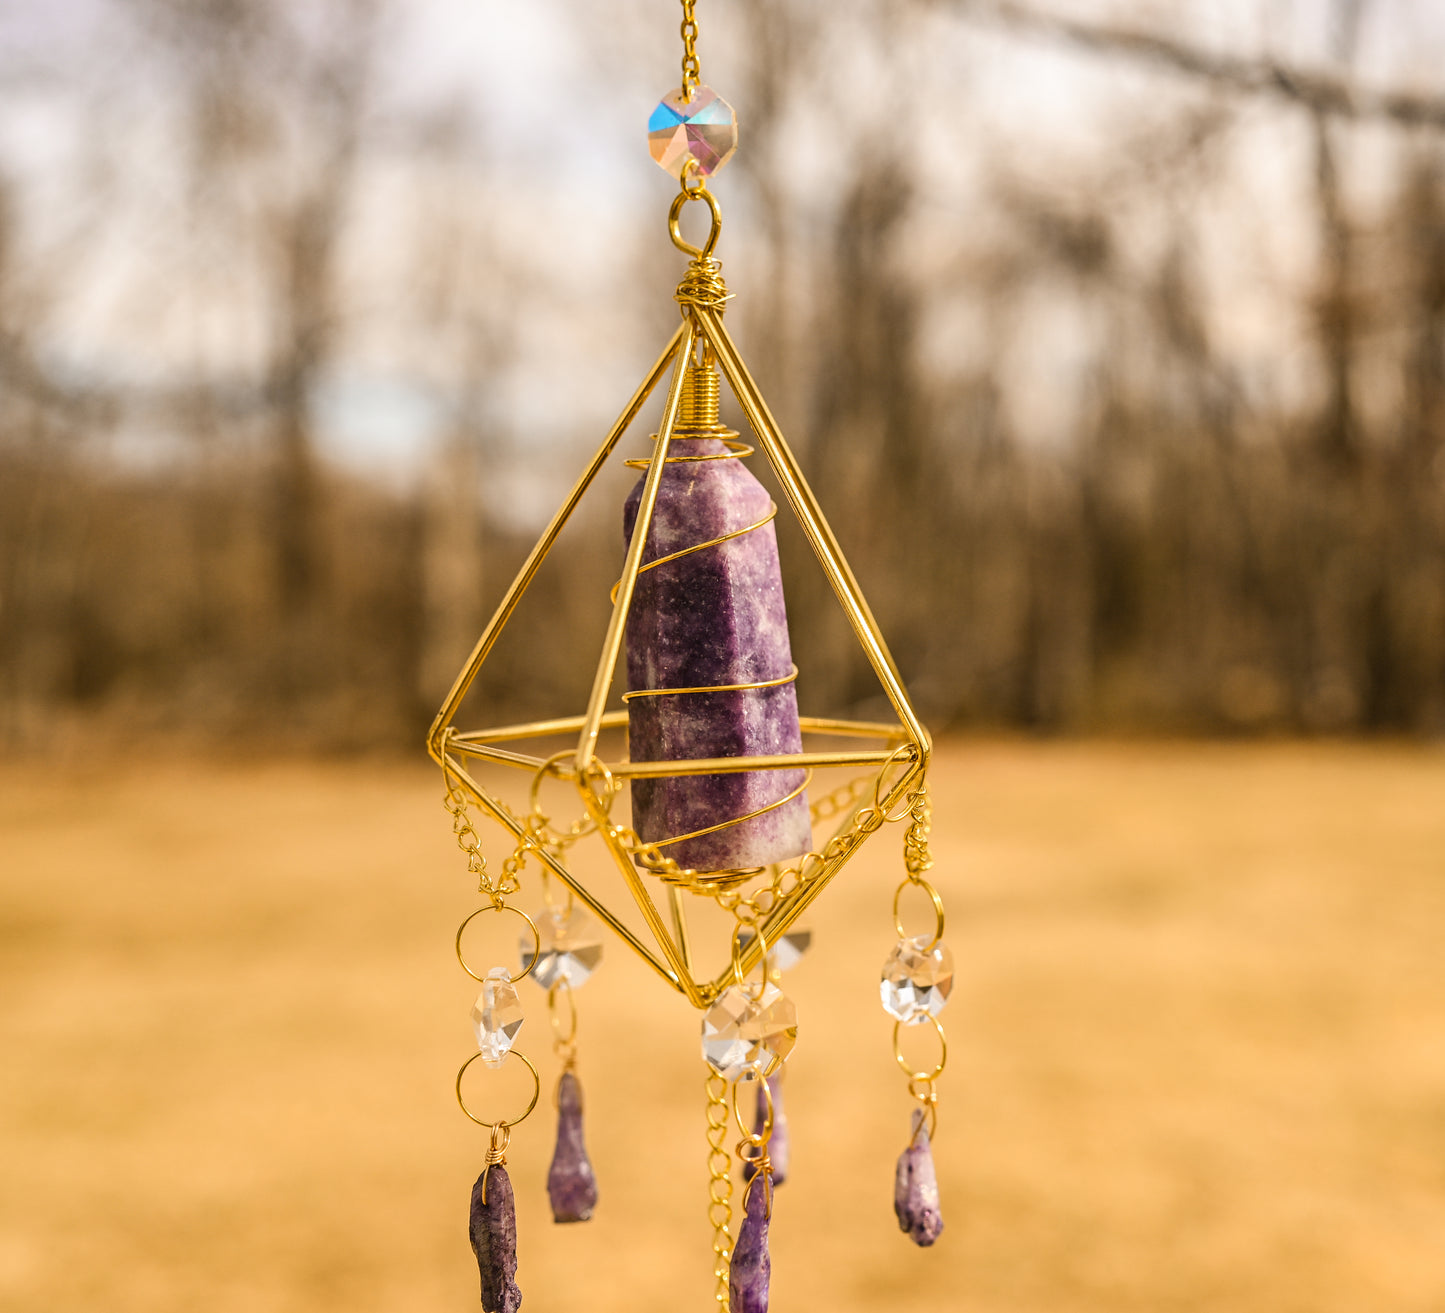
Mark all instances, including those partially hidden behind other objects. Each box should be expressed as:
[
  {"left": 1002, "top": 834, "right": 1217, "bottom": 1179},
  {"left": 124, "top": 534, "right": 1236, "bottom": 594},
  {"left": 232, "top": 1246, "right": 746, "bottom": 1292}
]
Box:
[
  {"left": 470, "top": 967, "right": 524, "bottom": 1068},
  {"left": 520, "top": 906, "right": 603, "bottom": 990},
  {"left": 647, "top": 85, "right": 738, "bottom": 179},
  {"left": 880, "top": 937, "right": 954, "bottom": 1024},
  {"left": 701, "top": 982, "right": 797, "bottom": 1081}
]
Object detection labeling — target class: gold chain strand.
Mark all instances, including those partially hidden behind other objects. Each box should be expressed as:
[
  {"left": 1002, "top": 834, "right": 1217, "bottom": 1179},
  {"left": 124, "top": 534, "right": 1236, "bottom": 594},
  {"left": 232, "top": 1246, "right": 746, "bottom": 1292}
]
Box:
[
  {"left": 680, "top": 0, "right": 700, "bottom": 102},
  {"left": 704, "top": 1069, "right": 733, "bottom": 1305}
]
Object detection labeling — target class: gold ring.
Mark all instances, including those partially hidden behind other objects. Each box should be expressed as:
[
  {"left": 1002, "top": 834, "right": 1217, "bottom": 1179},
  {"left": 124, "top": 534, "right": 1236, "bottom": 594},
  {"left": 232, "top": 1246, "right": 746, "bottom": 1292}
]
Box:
[
  {"left": 892, "top": 1013, "right": 947, "bottom": 1082},
  {"left": 456, "top": 1048, "right": 541, "bottom": 1129},
  {"left": 731, "top": 1070, "right": 774, "bottom": 1145},
  {"left": 456, "top": 904, "right": 540, "bottom": 985},
  {"left": 548, "top": 979, "right": 578, "bottom": 1048},
  {"left": 731, "top": 919, "right": 770, "bottom": 989},
  {"left": 892, "top": 877, "right": 945, "bottom": 949}
]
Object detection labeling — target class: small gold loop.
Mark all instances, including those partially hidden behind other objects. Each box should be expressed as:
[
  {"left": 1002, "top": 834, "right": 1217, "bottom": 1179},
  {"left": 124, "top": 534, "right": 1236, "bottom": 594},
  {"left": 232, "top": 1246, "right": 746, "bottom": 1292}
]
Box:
[
  {"left": 681, "top": 157, "right": 706, "bottom": 195},
  {"left": 892, "top": 877, "right": 945, "bottom": 949},
  {"left": 893, "top": 1013, "right": 947, "bottom": 1082},
  {"left": 455, "top": 1048, "right": 542, "bottom": 1129},
  {"left": 731, "top": 920, "right": 769, "bottom": 989},
  {"left": 548, "top": 979, "right": 578, "bottom": 1049},
  {"left": 456, "top": 904, "right": 540, "bottom": 985},
  {"left": 875, "top": 744, "right": 923, "bottom": 821},
  {"left": 668, "top": 185, "right": 722, "bottom": 260},
  {"left": 732, "top": 1071, "right": 774, "bottom": 1146},
  {"left": 578, "top": 757, "right": 619, "bottom": 813}
]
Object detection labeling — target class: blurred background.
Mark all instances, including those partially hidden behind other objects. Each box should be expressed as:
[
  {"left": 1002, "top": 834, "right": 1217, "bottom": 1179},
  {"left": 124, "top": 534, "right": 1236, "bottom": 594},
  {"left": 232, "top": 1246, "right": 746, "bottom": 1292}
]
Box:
[{"left": 2, "top": 1, "right": 1444, "bottom": 1311}]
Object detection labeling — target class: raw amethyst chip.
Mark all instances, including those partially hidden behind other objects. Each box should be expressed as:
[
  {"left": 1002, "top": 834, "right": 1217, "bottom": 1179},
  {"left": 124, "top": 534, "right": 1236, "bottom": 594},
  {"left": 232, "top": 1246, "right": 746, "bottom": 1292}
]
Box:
[
  {"left": 729, "top": 1171, "right": 772, "bottom": 1313},
  {"left": 469, "top": 1163, "right": 522, "bottom": 1312},
  {"left": 547, "top": 1071, "right": 599, "bottom": 1223},
  {"left": 893, "top": 1114, "right": 944, "bottom": 1247}
]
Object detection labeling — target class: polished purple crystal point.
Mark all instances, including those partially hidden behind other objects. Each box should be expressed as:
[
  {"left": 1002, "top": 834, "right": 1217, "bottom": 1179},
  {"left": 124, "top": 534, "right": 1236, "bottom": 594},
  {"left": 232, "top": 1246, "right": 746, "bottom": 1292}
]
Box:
[
  {"left": 744, "top": 1073, "right": 788, "bottom": 1187},
  {"left": 893, "top": 1114, "right": 944, "bottom": 1247},
  {"left": 469, "top": 1164, "right": 522, "bottom": 1312},
  {"left": 729, "top": 1171, "right": 772, "bottom": 1313},
  {"left": 547, "top": 1071, "right": 598, "bottom": 1223},
  {"left": 623, "top": 435, "right": 811, "bottom": 871}
]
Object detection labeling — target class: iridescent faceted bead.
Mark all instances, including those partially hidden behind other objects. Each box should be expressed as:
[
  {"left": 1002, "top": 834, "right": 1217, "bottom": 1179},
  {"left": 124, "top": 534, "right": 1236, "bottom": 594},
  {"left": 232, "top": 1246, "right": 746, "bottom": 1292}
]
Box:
[
  {"left": 471, "top": 967, "right": 524, "bottom": 1068},
  {"left": 520, "top": 906, "right": 603, "bottom": 990},
  {"left": 647, "top": 85, "right": 738, "bottom": 179},
  {"left": 701, "top": 982, "right": 797, "bottom": 1081},
  {"left": 880, "top": 936, "right": 954, "bottom": 1024}
]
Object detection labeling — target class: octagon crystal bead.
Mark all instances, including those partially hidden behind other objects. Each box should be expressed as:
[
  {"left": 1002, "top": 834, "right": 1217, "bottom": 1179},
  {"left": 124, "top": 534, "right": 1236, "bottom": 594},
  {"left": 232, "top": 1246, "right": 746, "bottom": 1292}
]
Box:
[
  {"left": 648, "top": 85, "right": 738, "bottom": 179},
  {"left": 880, "top": 937, "right": 954, "bottom": 1024},
  {"left": 520, "top": 906, "right": 603, "bottom": 990},
  {"left": 701, "top": 982, "right": 797, "bottom": 1080}
]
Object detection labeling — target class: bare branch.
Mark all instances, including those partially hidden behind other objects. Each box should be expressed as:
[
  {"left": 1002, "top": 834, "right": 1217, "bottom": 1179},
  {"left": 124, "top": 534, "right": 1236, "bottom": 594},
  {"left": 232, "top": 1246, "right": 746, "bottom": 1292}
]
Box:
[{"left": 953, "top": 0, "right": 1445, "bottom": 130}]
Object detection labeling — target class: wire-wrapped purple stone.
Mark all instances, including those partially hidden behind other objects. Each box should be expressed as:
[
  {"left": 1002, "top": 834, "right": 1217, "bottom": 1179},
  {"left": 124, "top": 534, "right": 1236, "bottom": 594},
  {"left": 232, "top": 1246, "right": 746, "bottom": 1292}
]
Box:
[
  {"left": 547, "top": 1071, "right": 598, "bottom": 1223},
  {"left": 469, "top": 1163, "right": 522, "bottom": 1312},
  {"left": 729, "top": 1170, "right": 772, "bottom": 1313},
  {"left": 623, "top": 424, "right": 811, "bottom": 872}
]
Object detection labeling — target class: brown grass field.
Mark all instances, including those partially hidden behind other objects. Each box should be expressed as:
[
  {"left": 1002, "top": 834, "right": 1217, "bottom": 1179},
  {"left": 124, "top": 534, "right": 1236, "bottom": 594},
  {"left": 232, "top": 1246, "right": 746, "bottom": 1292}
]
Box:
[{"left": 2, "top": 742, "right": 1443, "bottom": 1313}]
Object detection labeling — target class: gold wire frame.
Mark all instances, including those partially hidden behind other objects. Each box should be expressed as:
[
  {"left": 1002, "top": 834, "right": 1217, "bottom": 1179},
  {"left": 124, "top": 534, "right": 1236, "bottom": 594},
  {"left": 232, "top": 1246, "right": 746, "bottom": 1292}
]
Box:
[{"left": 427, "top": 305, "right": 931, "bottom": 1010}]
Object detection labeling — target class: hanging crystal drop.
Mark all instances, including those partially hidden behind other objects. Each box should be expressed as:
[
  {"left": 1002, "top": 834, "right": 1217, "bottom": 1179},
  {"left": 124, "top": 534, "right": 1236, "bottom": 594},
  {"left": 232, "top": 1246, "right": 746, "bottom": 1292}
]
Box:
[
  {"left": 470, "top": 1162, "right": 522, "bottom": 1313},
  {"left": 729, "top": 1171, "right": 772, "bottom": 1313},
  {"left": 701, "top": 982, "right": 797, "bottom": 1081},
  {"left": 520, "top": 906, "right": 604, "bottom": 989},
  {"left": 470, "top": 967, "right": 525, "bottom": 1068},
  {"left": 880, "top": 936, "right": 954, "bottom": 1024}
]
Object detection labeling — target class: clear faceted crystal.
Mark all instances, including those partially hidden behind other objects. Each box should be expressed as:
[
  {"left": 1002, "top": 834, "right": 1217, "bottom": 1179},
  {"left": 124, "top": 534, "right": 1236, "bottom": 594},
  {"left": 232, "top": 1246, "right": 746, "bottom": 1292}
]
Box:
[
  {"left": 471, "top": 967, "right": 525, "bottom": 1068},
  {"left": 739, "top": 926, "right": 812, "bottom": 974},
  {"left": 880, "top": 936, "right": 955, "bottom": 1024},
  {"left": 701, "top": 982, "right": 797, "bottom": 1080},
  {"left": 520, "top": 906, "right": 603, "bottom": 989},
  {"left": 647, "top": 85, "right": 738, "bottom": 179}
]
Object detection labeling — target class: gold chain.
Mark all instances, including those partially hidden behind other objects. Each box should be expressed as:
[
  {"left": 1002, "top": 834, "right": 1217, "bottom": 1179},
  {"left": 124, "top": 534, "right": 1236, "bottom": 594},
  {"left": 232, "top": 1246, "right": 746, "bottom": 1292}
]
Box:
[
  {"left": 680, "top": 0, "right": 701, "bottom": 102},
  {"left": 704, "top": 1070, "right": 733, "bottom": 1305},
  {"left": 890, "top": 773, "right": 946, "bottom": 1132}
]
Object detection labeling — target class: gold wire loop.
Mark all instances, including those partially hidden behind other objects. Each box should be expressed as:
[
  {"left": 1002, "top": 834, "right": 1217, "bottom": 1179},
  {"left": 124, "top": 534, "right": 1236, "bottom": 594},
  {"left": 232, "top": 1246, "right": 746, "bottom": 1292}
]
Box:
[
  {"left": 875, "top": 742, "right": 923, "bottom": 821},
  {"left": 731, "top": 1071, "right": 774, "bottom": 1146},
  {"left": 548, "top": 979, "right": 579, "bottom": 1050},
  {"left": 893, "top": 1013, "right": 947, "bottom": 1083},
  {"left": 892, "top": 877, "right": 945, "bottom": 949},
  {"left": 730, "top": 920, "right": 770, "bottom": 989},
  {"left": 669, "top": 185, "right": 722, "bottom": 260},
  {"left": 456, "top": 904, "right": 540, "bottom": 985},
  {"left": 456, "top": 1048, "right": 542, "bottom": 1129}
]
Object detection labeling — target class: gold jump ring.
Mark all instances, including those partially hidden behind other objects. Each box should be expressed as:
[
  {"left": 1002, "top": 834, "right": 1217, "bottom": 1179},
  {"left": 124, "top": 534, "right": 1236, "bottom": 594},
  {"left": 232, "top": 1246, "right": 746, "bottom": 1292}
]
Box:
[
  {"left": 548, "top": 979, "right": 578, "bottom": 1048},
  {"left": 731, "top": 1070, "right": 774, "bottom": 1146},
  {"left": 456, "top": 904, "right": 540, "bottom": 985},
  {"left": 892, "top": 877, "right": 945, "bottom": 949},
  {"left": 892, "top": 1013, "right": 947, "bottom": 1082},
  {"left": 731, "top": 920, "right": 770, "bottom": 989},
  {"left": 456, "top": 1048, "right": 542, "bottom": 1129}
]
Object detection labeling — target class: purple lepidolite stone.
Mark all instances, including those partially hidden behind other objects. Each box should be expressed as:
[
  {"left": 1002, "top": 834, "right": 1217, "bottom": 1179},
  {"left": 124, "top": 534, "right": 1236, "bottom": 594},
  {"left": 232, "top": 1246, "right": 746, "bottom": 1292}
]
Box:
[
  {"left": 893, "top": 1112, "right": 944, "bottom": 1247},
  {"left": 623, "top": 433, "right": 811, "bottom": 871},
  {"left": 729, "top": 1170, "right": 772, "bottom": 1313},
  {"left": 546, "top": 1071, "right": 598, "bottom": 1223},
  {"left": 469, "top": 1163, "right": 522, "bottom": 1312}
]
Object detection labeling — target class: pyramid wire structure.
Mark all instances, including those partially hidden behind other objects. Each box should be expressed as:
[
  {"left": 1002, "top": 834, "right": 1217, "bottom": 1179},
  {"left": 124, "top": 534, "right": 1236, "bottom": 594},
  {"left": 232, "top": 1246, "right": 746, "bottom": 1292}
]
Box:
[{"left": 427, "top": 291, "right": 931, "bottom": 1010}]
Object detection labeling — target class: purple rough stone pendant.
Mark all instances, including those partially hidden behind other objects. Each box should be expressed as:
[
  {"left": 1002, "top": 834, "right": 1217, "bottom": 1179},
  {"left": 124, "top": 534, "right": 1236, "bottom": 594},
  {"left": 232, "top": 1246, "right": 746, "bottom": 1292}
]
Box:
[
  {"left": 546, "top": 1071, "right": 598, "bottom": 1223},
  {"left": 744, "top": 1073, "right": 788, "bottom": 1186},
  {"left": 623, "top": 359, "right": 811, "bottom": 873},
  {"left": 894, "top": 1110, "right": 944, "bottom": 1247},
  {"left": 469, "top": 1161, "right": 523, "bottom": 1313},
  {"left": 729, "top": 1168, "right": 773, "bottom": 1313}
]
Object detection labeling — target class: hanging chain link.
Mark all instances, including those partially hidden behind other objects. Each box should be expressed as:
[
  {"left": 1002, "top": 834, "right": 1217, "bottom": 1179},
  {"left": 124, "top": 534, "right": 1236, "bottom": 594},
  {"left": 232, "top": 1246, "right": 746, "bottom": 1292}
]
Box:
[
  {"left": 680, "top": 0, "right": 701, "bottom": 102},
  {"left": 704, "top": 1069, "right": 733, "bottom": 1305}
]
